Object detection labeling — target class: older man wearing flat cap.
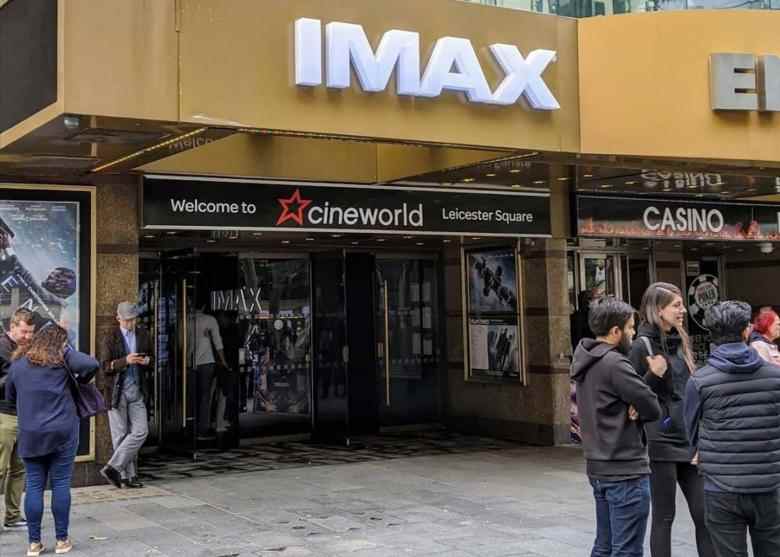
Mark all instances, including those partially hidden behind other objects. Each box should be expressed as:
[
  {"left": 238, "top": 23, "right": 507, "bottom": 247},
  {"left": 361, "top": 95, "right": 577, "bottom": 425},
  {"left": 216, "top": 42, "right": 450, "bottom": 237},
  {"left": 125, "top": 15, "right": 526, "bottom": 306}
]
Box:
[{"left": 97, "top": 302, "right": 152, "bottom": 489}]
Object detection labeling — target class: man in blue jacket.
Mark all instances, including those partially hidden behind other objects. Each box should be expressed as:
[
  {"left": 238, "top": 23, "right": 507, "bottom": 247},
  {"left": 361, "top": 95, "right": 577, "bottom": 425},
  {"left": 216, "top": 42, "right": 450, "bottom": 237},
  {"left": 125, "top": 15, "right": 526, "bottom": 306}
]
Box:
[{"left": 684, "top": 300, "right": 780, "bottom": 557}]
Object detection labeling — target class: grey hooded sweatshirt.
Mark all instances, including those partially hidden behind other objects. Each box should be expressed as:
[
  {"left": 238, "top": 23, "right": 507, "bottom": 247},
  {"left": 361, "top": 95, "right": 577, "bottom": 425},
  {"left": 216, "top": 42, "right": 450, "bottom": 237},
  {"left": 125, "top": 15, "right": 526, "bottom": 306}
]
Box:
[{"left": 572, "top": 339, "right": 661, "bottom": 478}]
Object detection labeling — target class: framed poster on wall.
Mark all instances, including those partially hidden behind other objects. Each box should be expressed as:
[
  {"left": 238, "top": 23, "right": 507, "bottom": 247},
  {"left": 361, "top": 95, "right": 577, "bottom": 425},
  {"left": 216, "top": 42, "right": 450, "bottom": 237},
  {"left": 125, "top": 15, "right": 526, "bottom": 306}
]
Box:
[
  {"left": 462, "top": 245, "right": 526, "bottom": 383},
  {"left": 0, "top": 186, "right": 96, "bottom": 461}
]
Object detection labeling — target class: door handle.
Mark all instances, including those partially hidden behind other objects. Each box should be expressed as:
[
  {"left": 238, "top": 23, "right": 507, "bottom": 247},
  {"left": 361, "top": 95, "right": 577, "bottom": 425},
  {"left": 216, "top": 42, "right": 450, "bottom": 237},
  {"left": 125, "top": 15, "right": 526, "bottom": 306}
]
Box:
[
  {"left": 182, "top": 278, "right": 188, "bottom": 429},
  {"left": 384, "top": 280, "right": 390, "bottom": 407}
]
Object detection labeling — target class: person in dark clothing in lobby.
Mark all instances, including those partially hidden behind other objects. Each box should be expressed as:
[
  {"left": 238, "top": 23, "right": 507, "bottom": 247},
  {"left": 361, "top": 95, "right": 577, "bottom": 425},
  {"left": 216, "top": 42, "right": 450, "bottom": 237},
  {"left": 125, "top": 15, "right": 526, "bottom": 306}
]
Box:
[
  {"left": 629, "top": 283, "right": 714, "bottom": 557},
  {"left": 0, "top": 308, "right": 36, "bottom": 532},
  {"left": 685, "top": 300, "right": 780, "bottom": 557},
  {"left": 572, "top": 297, "right": 661, "bottom": 557},
  {"left": 98, "top": 302, "right": 153, "bottom": 489}
]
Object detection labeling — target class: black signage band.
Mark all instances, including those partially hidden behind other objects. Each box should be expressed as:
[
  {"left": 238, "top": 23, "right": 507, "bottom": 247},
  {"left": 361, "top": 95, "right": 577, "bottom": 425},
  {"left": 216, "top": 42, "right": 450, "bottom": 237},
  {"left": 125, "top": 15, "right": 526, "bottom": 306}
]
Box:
[
  {"left": 577, "top": 195, "right": 780, "bottom": 242},
  {"left": 143, "top": 175, "right": 551, "bottom": 237}
]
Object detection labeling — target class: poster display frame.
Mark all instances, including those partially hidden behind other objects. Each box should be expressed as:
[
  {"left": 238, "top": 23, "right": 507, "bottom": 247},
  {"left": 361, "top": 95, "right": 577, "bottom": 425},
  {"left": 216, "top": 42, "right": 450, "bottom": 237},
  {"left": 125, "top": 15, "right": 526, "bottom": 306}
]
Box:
[
  {"left": 0, "top": 184, "right": 96, "bottom": 463},
  {"left": 461, "top": 242, "right": 527, "bottom": 385}
]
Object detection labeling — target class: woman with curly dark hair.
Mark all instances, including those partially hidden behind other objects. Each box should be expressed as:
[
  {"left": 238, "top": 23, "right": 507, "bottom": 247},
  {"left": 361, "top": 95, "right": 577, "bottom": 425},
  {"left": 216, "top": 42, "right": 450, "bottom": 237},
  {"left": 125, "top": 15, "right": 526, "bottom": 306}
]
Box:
[{"left": 5, "top": 324, "right": 98, "bottom": 556}]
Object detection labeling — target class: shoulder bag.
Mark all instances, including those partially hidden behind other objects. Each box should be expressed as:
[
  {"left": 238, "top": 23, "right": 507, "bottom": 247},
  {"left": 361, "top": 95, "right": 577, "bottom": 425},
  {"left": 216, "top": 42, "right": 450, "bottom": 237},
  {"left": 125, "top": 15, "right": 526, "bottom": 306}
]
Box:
[{"left": 64, "top": 354, "right": 108, "bottom": 419}]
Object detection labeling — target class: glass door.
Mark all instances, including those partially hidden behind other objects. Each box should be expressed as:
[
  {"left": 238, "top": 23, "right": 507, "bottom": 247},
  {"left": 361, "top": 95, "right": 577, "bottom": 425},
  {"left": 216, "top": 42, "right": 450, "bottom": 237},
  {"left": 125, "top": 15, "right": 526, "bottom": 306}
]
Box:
[
  {"left": 375, "top": 257, "right": 440, "bottom": 427},
  {"left": 579, "top": 253, "right": 622, "bottom": 300}
]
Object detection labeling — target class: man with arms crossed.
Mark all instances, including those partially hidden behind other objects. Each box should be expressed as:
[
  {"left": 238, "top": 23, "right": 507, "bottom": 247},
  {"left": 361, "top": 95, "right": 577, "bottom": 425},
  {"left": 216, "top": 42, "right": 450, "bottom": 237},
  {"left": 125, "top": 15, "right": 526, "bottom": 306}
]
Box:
[
  {"left": 98, "top": 302, "right": 152, "bottom": 489},
  {"left": 685, "top": 301, "right": 780, "bottom": 556},
  {"left": 572, "top": 298, "right": 661, "bottom": 556},
  {"left": 0, "top": 309, "right": 35, "bottom": 530}
]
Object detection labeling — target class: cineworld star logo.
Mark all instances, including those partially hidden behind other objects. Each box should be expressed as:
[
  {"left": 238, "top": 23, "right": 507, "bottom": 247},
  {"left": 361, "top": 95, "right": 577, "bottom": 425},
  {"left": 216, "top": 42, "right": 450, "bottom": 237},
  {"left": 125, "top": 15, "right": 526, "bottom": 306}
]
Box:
[
  {"left": 276, "top": 189, "right": 312, "bottom": 225},
  {"left": 275, "top": 188, "right": 424, "bottom": 228}
]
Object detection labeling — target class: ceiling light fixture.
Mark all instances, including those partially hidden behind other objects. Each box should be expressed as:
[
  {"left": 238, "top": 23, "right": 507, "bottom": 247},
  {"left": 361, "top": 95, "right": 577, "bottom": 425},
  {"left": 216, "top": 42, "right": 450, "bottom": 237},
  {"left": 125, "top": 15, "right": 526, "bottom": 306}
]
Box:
[{"left": 510, "top": 169, "right": 521, "bottom": 174}]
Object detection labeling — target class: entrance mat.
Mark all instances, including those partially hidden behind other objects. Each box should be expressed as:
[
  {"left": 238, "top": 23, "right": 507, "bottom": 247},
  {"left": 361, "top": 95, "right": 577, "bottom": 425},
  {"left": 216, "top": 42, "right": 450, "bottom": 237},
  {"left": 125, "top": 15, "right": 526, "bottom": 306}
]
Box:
[{"left": 139, "top": 430, "right": 520, "bottom": 483}]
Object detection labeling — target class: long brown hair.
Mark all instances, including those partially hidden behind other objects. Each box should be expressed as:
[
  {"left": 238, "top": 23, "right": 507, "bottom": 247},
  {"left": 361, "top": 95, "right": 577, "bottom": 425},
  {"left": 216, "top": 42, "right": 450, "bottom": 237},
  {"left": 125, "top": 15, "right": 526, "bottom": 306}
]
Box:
[
  {"left": 13, "top": 324, "right": 68, "bottom": 367},
  {"left": 639, "top": 282, "right": 695, "bottom": 374}
]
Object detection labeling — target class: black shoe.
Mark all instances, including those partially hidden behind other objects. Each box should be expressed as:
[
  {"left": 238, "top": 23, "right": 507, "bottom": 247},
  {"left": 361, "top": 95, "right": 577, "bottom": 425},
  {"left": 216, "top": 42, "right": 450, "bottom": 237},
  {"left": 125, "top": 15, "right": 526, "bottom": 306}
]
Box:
[
  {"left": 3, "top": 518, "right": 28, "bottom": 529},
  {"left": 122, "top": 477, "right": 144, "bottom": 489},
  {"left": 100, "top": 465, "right": 123, "bottom": 489}
]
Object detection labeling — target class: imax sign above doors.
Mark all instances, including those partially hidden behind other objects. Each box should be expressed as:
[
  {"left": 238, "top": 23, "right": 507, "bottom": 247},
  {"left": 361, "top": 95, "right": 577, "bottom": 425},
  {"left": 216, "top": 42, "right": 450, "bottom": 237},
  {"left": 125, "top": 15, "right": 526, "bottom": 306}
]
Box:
[
  {"left": 710, "top": 53, "right": 780, "bottom": 111},
  {"left": 294, "top": 18, "right": 560, "bottom": 110}
]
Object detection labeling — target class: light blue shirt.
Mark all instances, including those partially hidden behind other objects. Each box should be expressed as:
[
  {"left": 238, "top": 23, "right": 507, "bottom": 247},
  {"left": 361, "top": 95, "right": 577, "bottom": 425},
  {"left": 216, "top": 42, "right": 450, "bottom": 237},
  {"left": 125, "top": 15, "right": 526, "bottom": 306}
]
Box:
[{"left": 120, "top": 327, "right": 139, "bottom": 387}]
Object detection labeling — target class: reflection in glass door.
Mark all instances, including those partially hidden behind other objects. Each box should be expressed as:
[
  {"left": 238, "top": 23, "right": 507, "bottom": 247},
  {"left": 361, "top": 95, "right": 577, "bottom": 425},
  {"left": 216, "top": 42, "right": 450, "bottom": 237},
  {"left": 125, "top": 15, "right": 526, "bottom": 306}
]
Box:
[
  {"left": 375, "top": 257, "right": 440, "bottom": 427},
  {"left": 580, "top": 254, "right": 621, "bottom": 300}
]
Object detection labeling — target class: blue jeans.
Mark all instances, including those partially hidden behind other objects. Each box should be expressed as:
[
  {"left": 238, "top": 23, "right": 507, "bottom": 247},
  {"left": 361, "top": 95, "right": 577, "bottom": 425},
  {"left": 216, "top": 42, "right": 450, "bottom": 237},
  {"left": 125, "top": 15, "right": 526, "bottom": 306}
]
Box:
[
  {"left": 590, "top": 476, "right": 651, "bottom": 557},
  {"left": 22, "top": 434, "right": 78, "bottom": 543}
]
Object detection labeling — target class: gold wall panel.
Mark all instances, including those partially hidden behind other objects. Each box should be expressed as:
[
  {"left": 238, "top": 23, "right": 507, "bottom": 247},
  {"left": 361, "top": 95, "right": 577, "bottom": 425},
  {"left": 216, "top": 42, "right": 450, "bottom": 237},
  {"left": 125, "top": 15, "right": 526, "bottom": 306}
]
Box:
[
  {"left": 63, "top": 0, "right": 178, "bottom": 121},
  {"left": 177, "top": 0, "right": 579, "bottom": 152},
  {"left": 579, "top": 11, "right": 780, "bottom": 162}
]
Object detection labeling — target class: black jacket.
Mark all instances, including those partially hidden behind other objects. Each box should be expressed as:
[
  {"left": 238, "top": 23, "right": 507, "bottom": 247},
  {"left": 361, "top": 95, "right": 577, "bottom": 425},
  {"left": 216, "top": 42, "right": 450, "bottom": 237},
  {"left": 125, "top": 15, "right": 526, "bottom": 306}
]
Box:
[
  {"left": 572, "top": 339, "right": 661, "bottom": 478},
  {"left": 629, "top": 323, "right": 692, "bottom": 462},
  {"left": 0, "top": 333, "right": 17, "bottom": 416},
  {"left": 686, "top": 342, "right": 780, "bottom": 493}
]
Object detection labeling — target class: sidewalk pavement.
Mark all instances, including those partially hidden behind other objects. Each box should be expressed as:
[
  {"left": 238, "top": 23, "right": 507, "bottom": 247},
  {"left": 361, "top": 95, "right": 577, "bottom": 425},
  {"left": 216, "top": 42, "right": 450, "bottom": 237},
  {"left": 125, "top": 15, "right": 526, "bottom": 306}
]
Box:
[{"left": 0, "top": 444, "right": 703, "bottom": 557}]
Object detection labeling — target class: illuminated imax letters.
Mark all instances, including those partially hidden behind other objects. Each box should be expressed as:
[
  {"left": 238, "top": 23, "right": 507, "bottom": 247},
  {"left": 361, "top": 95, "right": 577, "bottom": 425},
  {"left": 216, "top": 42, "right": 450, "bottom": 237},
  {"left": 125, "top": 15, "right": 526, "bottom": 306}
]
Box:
[{"left": 294, "top": 18, "right": 559, "bottom": 110}]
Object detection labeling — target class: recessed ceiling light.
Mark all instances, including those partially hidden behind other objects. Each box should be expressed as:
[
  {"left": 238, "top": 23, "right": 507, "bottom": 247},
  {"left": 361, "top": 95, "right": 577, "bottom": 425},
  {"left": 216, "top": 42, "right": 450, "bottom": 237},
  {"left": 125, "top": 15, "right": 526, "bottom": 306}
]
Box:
[
  {"left": 166, "top": 231, "right": 177, "bottom": 235},
  {"left": 305, "top": 237, "right": 315, "bottom": 241},
  {"left": 463, "top": 178, "right": 475, "bottom": 183},
  {"left": 625, "top": 181, "right": 637, "bottom": 185},
  {"left": 206, "top": 239, "right": 216, "bottom": 244},
  {"left": 252, "top": 232, "right": 263, "bottom": 237},
  {"left": 281, "top": 240, "right": 290, "bottom": 244},
  {"left": 511, "top": 184, "right": 523, "bottom": 188},
  {"left": 600, "top": 184, "right": 613, "bottom": 189},
  {"left": 416, "top": 242, "right": 424, "bottom": 246},
  {"left": 472, "top": 237, "right": 481, "bottom": 240},
  {"left": 443, "top": 239, "right": 452, "bottom": 243},
  {"left": 737, "top": 248, "right": 745, "bottom": 252},
  {"left": 486, "top": 173, "right": 496, "bottom": 177},
  {"left": 377, "top": 238, "right": 386, "bottom": 243},
  {"left": 403, "top": 235, "right": 413, "bottom": 239},
  {"left": 533, "top": 180, "right": 546, "bottom": 185},
  {"left": 688, "top": 185, "right": 698, "bottom": 190},
  {"left": 584, "top": 174, "right": 593, "bottom": 178},
  {"left": 557, "top": 177, "right": 569, "bottom": 181},
  {"left": 510, "top": 169, "right": 521, "bottom": 174},
  {"left": 332, "top": 234, "right": 342, "bottom": 238},
  {"left": 351, "top": 241, "right": 359, "bottom": 245},
  {"left": 143, "top": 234, "right": 155, "bottom": 239}
]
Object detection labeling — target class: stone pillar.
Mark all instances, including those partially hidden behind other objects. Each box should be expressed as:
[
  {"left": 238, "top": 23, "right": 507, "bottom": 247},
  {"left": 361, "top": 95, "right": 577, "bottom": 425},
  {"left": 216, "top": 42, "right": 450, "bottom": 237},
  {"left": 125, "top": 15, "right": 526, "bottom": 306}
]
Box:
[
  {"left": 72, "top": 176, "right": 140, "bottom": 486},
  {"left": 442, "top": 237, "right": 571, "bottom": 445}
]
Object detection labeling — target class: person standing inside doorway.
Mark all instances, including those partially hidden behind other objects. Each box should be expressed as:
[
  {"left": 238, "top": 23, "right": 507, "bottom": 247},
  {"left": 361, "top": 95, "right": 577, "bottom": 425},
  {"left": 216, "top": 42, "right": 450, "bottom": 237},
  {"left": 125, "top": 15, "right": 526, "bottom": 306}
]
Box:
[
  {"left": 98, "top": 302, "right": 152, "bottom": 489},
  {"left": 190, "top": 304, "right": 229, "bottom": 438},
  {"left": 0, "top": 308, "right": 35, "bottom": 531},
  {"left": 572, "top": 297, "right": 661, "bottom": 557},
  {"left": 685, "top": 301, "right": 780, "bottom": 557},
  {"left": 629, "top": 283, "right": 714, "bottom": 557}
]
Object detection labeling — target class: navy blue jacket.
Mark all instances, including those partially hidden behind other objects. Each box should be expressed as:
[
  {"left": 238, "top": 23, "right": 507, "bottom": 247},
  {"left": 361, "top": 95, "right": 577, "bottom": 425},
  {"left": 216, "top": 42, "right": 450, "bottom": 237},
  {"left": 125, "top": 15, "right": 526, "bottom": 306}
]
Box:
[
  {"left": 5, "top": 348, "right": 99, "bottom": 459},
  {"left": 685, "top": 342, "right": 780, "bottom": 493}
]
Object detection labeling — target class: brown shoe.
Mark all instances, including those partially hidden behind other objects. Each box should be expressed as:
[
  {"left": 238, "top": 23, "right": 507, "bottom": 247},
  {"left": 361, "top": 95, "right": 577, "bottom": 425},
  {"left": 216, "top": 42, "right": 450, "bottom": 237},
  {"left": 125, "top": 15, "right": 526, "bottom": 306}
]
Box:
[
  {"left": 26, "top": 542, "right": 45, "bottom": 557},
  {"left": 55, "top": 539, "right": 73, "bottom": 554}
]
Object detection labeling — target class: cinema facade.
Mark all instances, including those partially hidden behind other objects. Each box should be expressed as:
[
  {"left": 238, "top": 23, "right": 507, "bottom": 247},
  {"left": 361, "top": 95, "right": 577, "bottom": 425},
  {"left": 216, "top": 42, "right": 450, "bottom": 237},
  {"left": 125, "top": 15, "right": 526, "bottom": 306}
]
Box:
[{"left": 3, "top": 0, "right": 780, "bottom": 482}]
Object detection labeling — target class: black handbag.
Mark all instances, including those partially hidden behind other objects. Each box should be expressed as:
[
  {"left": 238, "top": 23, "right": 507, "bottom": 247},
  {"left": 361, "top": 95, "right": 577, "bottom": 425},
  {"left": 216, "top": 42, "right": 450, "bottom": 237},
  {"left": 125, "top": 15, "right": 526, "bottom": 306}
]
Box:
[{"left": 64, "top": 355, "right": 108, "bottom": 419}]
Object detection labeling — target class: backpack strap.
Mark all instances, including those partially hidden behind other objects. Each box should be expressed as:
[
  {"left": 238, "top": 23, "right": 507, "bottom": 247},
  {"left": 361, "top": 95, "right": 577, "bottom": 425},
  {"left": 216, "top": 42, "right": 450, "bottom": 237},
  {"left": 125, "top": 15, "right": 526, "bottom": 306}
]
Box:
[{"left": 640, "top": 336, "right": 653, "bottom": 357}]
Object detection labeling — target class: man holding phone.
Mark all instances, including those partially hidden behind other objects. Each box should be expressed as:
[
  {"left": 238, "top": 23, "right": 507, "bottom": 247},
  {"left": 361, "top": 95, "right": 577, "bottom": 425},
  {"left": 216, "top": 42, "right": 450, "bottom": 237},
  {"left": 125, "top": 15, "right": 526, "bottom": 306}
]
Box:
[{"left": 98, "top": 302, "right": 152, "bottom": 489}]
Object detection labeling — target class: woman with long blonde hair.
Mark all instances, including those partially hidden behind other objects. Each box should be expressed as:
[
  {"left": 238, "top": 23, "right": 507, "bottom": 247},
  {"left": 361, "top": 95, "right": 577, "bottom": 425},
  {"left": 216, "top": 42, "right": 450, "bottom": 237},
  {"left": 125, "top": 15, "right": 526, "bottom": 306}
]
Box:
[{"left": 629, "top": 283, "right": 714, "bottom": 557}]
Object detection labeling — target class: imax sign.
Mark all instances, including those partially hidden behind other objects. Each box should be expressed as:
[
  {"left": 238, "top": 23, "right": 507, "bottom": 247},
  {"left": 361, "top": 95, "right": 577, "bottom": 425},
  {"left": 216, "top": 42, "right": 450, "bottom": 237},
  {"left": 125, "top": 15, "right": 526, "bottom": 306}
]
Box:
[
  {"left": 294, "top": 18, "right": 560, "bottom": 110},
  {"left": 710, "top": 53, "right": 780, "bottom": 111}
]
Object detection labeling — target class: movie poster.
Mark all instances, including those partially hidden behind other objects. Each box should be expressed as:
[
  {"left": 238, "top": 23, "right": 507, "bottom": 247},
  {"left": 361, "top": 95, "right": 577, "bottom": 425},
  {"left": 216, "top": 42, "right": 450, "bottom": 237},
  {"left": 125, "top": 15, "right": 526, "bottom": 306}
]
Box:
[
  {"left": 0, "top": 199, "right": 80, "bottom": 344},
  {"left": 467, "top": 249, "right": 518, "bottom": 313},
  {"left": 465, "top": 247, "right": 523, "bottom": 381}
]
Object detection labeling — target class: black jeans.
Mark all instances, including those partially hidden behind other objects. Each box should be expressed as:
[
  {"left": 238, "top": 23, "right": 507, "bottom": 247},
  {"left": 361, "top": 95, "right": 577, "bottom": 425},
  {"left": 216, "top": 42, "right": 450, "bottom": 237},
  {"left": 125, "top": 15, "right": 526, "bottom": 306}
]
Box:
[
  {"left": 650, "top": 461, "right": 715, "bottom": 557},
  {"left": 705, "top": 489, "right": 780, "bottom": 557}
]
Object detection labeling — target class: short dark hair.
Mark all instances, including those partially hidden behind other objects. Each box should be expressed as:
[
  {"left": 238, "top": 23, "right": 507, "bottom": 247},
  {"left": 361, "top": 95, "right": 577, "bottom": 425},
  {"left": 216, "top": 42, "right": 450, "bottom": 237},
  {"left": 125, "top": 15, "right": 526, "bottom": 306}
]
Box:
[
  {"left": 588, "top": 297, "right": 636, "bottom": 337},
  {"left": 704, "top": 301, "right": 752, "bottom": 345}
]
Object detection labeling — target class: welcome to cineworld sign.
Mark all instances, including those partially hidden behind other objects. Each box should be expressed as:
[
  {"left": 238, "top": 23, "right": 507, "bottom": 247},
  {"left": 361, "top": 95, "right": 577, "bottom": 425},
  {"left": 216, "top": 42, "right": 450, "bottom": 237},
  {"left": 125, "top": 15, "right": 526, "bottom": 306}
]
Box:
[{"left": 294, "top": 18, "right": 560, "bottom": 111}]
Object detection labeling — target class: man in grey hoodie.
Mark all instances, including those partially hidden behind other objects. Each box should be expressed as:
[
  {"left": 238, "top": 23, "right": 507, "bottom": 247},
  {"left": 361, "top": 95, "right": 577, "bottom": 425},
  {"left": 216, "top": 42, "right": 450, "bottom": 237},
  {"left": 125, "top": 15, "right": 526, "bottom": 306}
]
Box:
[{"left": 572, "top": 298, "right": 661, "bottom": 557}]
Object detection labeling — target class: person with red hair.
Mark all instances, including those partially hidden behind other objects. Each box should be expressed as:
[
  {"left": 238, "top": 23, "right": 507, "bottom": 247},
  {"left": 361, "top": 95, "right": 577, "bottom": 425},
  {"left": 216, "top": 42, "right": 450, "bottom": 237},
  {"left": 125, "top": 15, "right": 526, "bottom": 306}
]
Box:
[{"left": 749, "top": 308, "right": 780, "bottom": 366}]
